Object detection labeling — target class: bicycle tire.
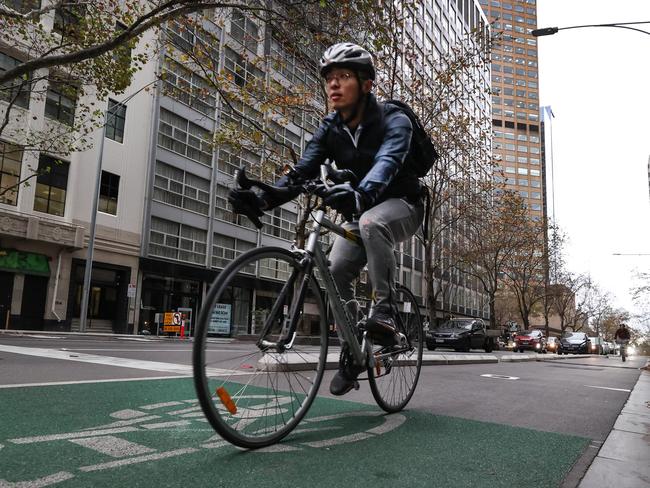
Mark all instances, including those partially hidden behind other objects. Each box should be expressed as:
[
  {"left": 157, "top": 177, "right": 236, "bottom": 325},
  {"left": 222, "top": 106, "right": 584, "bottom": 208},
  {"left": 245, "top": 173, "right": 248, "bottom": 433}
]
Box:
[
  {"left": 368, "top": 284, "right": 423, "bottom": 412},
  {"left": 193, "top": 247, "right": 328, "bottom": 448}
]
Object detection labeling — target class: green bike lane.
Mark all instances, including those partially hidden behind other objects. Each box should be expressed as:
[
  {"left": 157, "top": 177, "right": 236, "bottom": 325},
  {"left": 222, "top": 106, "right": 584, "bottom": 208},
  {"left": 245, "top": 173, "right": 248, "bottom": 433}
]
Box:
[{"left": 0, "top": 377, "right": 588, "bottom": 488}]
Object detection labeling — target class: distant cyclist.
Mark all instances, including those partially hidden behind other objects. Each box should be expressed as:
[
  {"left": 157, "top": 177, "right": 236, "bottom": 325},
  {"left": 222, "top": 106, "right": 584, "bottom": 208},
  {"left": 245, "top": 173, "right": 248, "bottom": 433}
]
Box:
[
  {"left": 614, "top": 323, "right": 631, "bottom": 342},
  {"left": 228, "top": 42, "right": 425, "bottom": 396},
  {"left": 614, "top": 323, "right": 631, "bottom": 361}
]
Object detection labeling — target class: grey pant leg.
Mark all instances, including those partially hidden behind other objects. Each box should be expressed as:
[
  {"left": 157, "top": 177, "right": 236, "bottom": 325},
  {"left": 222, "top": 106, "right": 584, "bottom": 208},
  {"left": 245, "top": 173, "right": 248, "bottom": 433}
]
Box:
[
  {"left": 329, "top": 221, "right": 367, "bottom": 305},
  {"left": 359, "top": 198, "right": 424, "bottom": 312}
]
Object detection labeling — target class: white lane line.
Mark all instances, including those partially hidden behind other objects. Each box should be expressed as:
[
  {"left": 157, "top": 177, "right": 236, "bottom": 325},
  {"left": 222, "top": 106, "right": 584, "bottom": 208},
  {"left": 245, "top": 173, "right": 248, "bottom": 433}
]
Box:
[
  {"left": 0, "top": 375, "right": 192, "bottom": 389},
  {"left": 481, "top": 374, "right": 520, "bottom": 380},
  {"left": 78, "top": 448, "right": 199, "bottom": 472},
  {"left": 10, "top": 427, "right": 139, "bottom": 444},
  {"left": 584, "top": 385, "right": 631, "bottom": 392},
  {"left": 0, "top": 344, "right": 245, "bottom": 377},
  {"left": 60, "top": 349, "right": 194, "bottom": 352},
  {"left": 0, "top": 471, "right": 75, "bottom": 487}
]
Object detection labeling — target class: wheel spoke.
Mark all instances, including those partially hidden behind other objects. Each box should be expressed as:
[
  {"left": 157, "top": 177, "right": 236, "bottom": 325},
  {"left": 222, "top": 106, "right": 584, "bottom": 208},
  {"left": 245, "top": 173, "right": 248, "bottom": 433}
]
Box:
[{"left": 193, "top": 248, "right": 328, "bottom": 448}]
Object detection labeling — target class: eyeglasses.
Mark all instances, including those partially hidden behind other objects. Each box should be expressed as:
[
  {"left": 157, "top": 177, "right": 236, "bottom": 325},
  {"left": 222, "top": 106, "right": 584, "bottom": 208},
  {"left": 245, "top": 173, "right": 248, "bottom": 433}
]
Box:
[{"left": 324, "top": 72, "right": 355, "bottom": 84}]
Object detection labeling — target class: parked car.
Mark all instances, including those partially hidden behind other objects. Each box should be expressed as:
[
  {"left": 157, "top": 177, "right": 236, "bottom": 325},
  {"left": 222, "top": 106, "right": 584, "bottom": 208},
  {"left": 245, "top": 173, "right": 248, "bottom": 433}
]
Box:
[
  {"left": 606, "top": 341, "right": 617, "bottom": 355},
  {"left": 558, "top": 332, "right": 591, "bottom": 354},
  {"left": 425, "top": 318, "right": 497, "bottom": 352},
  {"left": 588, "top": 337, "right": 610, "bottom": 355},
  {"left": 546, "top": 336, "right": 560, "bottom": 353},
  {"left": 513, "top": 329, "right": 547, "bottom": 353}
]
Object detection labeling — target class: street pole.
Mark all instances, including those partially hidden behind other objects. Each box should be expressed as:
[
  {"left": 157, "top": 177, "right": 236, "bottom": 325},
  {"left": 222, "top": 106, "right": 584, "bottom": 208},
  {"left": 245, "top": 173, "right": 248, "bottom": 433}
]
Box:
[{"left": 78, "top": 117, "right": 108, "bottom": 333}]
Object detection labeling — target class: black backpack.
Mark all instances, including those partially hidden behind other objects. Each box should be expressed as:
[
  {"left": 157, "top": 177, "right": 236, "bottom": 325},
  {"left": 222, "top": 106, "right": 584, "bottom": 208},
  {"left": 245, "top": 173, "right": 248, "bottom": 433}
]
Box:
[{"left": 384, "top": 100, "right": 439, "bottom": 178}]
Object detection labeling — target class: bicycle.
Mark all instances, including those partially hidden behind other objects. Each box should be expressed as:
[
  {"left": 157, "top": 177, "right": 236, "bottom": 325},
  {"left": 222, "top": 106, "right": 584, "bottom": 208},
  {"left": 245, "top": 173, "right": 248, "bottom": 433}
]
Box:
[
  {"left": 193, "top": 165, "right": 423, "bottom": 448},
  {"left": 617, "top": 340, "right": 629, "bottom": 362}
]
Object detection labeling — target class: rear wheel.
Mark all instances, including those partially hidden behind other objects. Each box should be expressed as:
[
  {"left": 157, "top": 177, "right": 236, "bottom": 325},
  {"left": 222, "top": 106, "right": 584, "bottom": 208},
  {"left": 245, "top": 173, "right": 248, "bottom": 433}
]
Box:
[
  {"left": 193, "top": 247, "right": 328, "bottom": 448},
  {"left": 368, "top": 285, "right": 423, "bottom": 413}
]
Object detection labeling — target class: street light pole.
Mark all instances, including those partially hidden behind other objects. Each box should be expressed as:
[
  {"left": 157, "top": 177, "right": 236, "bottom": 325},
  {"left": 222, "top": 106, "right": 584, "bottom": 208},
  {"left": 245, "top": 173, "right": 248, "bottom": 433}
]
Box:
[
  {"left": 533, "top": 21, "right": 650, "bottom": 37},
  {"left": 78, "top": 108, "right": 111, "bottom": 333}
]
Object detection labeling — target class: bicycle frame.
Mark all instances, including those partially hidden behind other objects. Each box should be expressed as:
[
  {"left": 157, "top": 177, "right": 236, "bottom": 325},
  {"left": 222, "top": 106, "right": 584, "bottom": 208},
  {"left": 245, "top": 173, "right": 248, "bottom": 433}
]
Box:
[{"left": 257, "top": 208, "right": 368, "bottom": 368}]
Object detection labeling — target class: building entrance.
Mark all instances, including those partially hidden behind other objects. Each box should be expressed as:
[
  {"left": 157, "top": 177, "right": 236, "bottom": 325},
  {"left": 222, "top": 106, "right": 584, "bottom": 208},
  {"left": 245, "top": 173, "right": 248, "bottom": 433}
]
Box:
[
  {"left": 0, "top": 271, "right": 13, "bottom": 329},
  {"left": 70, "top": 261, "right": 130, "bottom": 333}
]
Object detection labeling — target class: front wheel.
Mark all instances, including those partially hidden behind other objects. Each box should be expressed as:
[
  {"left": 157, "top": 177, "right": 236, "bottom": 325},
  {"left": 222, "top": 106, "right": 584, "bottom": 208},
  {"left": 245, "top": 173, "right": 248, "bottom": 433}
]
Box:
[
  {"left": 193, "top": 247, "right": 328, "bottom": 448},
  {"left": 368, "top": 285, "right": 423, "bottom": 413}
]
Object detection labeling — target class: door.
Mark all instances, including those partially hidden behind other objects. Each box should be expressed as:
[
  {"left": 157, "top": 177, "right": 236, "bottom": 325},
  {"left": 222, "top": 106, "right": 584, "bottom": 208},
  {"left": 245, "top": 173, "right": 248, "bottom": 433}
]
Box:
[
  {"left": 0, "top": 272, "right": 13, "bottom": 328},
  {"left": 21, "top": 275, "right": 49, "bottom": 330},
  {"left": 471, "top": 321, "right": 486, "bottom": 348}
]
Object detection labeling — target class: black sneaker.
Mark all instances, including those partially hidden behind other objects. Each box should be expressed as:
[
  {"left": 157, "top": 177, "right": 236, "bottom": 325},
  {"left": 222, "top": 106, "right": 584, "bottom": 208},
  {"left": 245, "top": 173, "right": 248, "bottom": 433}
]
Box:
[
  {"left": 329, "top": 346, "right": 362, "bottom": 396},
  {"left": 365, "top": 308, "right": 398, "bottom": 345}
]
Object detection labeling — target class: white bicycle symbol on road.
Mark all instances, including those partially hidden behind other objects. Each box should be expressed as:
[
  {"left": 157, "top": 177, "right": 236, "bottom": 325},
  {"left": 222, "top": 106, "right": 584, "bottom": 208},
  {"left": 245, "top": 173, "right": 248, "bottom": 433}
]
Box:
[{"left": 0, "top": 396, "right": 406, "bottom": 487}]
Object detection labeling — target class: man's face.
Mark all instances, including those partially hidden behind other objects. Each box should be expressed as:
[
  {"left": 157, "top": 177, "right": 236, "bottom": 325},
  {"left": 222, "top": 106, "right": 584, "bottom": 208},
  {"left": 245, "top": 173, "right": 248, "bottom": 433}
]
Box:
[{"left": 324, "top": 68, "right": 371, "bottom": 112}]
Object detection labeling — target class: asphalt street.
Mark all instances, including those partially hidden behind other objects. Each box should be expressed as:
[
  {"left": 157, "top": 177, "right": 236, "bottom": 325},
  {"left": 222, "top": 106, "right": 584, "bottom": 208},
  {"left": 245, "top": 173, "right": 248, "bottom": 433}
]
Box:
[{"left": 0, "top": 334, "right": 645, "bottom": 488}]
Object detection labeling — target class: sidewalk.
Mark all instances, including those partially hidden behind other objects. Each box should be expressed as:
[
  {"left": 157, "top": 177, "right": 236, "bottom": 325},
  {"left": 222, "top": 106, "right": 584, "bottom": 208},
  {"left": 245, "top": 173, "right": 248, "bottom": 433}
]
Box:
[{"left": 578, "top": 360, "right": 650, "bottom": 488}]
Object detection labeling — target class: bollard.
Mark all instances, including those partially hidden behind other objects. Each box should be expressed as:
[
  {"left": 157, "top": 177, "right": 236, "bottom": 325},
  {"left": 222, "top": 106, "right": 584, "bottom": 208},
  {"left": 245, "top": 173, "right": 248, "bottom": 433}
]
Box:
[{"left": 180, "top": 320, "right": 185, "bottom": 340}]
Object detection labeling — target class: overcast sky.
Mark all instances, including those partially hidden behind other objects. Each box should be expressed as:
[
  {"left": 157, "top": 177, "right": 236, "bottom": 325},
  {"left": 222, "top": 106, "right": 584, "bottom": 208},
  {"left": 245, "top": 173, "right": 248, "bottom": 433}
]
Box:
[{"left": 537, "top": 0, "right": 650, "bottom": 324}]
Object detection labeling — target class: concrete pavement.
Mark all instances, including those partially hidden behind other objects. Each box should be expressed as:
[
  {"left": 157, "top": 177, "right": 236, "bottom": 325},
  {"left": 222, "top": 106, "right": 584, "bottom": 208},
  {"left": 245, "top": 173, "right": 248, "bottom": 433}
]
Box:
[{"left": 578, "top": 359, "right": 650, "bottom": 488}]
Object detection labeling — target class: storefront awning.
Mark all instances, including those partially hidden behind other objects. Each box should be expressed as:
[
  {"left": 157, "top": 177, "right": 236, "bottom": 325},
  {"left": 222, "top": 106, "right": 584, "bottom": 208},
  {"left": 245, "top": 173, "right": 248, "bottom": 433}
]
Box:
[{"left": 0, "top": 249, "right": 50, "bottom": 276}]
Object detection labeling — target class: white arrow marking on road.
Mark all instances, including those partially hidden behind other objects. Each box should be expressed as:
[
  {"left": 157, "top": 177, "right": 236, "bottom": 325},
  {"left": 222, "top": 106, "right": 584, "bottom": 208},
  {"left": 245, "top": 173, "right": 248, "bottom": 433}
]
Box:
[
  {"left": 583, "top": 385, "right": 631, "bottom": 392},
  {"left": 481, "top": 374, "right": 520, "bottom": 380}
]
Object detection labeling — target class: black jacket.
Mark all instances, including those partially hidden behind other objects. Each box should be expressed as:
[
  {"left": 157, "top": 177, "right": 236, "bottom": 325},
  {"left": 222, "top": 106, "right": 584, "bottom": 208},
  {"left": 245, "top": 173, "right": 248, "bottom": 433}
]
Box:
[{"left": 289, "top": 93, "right": 422, "bottom": 206}]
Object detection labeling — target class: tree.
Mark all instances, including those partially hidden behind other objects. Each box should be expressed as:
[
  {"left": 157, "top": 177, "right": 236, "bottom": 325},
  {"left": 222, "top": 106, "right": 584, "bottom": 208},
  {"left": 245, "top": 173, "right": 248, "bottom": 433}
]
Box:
[
  {"left": 372, "top": 8, "right": 493, "bottom": 322},
  {"left": 0, "top": 0, "right": 385, "bottom": 196},
  {"left": 455, "top": 189, "right": 531, "bottom": 329},
  {"left": 503, "top": 216, "right": 547, "bottom": 330}
]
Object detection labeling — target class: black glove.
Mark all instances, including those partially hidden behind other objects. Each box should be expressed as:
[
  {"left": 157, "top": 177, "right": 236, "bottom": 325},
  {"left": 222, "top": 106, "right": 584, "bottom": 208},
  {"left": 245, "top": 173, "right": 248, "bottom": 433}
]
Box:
[
  {"left": 322, "top": 183, "right": 368, "bottom": 220},
  {"left": 228, "top": 189, "right": 266, "bottom": 217}
]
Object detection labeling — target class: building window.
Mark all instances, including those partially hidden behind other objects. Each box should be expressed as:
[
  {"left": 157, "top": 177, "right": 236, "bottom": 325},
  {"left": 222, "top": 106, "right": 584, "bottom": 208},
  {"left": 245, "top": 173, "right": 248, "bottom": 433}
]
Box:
[
  {"left": 105, "top": 99, "right": 126, "bottom": 143},
  {"left": 149, "top": 216, "right": 206, "bottom": 265},
  {"left": 33, "top": 155, "right": 69, "bottom": 216},
  {"left": 212, "top": 234, "right": 255, "bottom": 270},
  {"left": 53, "top": 0, "right": 86, "bottom": 38},
  {"left": 98, "top": 170, "right": 119, "bottom": 215},
  {"left": 162, "top": 58, "right": 217, "bottom": 116},
  {"left": 153, "top": 161, "right": 210, "bottom": 215},
  {"left": 2, "top": 0, "right": 41, "bottom": 14},
  {"left": 0, "top": 140, "right": 22, "bottom": 206},
  {"left": 262, "top": 207, "right": 297, "bottom": 242},
  {"left": 0, "top": 52, "right": 31, "bottom": 109},
  {"left": 157, "top": 108, "right": 212, "bottom": 165},
  {"left": 224, "top": 47, "right": 263, "bottom": 88},
  {"left": 45, "top": 80, "right": 77, "bottom": 125},
  {"left": 165, "top": 19, "right": 220, "bottom": 60},
  {"left": 230, "top": 11, "right": 259, "bottom": 53}
]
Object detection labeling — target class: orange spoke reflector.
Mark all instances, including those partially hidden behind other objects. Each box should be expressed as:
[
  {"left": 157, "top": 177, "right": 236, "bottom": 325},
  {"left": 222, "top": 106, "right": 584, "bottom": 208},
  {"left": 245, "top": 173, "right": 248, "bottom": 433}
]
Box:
[
  {"left": 375, "top": 353, "right": 381, "bottom": 376},
  {"left": 216, "top": 386, "right": 237, "bottom": 415}
]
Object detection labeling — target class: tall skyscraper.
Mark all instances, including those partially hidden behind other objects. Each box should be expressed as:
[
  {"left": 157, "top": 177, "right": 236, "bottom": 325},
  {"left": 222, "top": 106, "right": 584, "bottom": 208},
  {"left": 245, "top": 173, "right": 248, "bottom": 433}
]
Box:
[{"left": 479, "top": 0, "right": 545, "bottom": 221}]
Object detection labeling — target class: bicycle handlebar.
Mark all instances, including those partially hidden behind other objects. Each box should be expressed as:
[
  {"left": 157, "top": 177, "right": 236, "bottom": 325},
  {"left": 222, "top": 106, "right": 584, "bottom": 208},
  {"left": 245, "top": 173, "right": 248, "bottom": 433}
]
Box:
[{"left": 233, "top": 164, "right": 358, "bottom": 228}]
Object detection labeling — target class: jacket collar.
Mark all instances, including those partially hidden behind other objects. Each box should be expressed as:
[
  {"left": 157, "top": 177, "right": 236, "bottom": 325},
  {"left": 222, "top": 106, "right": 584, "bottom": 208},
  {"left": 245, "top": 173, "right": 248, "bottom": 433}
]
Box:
[{"left": 333, "top": 93, "right": 382, "bottom": 129}]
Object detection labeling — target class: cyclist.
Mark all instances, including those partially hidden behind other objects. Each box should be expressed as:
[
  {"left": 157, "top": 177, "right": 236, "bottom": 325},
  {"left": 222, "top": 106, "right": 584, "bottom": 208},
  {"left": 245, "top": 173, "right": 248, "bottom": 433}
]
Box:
[
  {"left": 614, "top": 323, "right": 631, "bottom": 342},
  {"left": 228, "top": 42, "right": 425, "bottom": 396},
  {"left": 614, "top": 323, "right": 631, "bottom": 359}
]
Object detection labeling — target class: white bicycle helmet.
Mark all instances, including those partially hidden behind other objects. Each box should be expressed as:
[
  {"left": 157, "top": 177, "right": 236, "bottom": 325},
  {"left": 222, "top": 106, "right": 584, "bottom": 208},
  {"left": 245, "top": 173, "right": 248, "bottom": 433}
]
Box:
[{"left": 319, "top": 42, "right": 375, "bottom": 80}]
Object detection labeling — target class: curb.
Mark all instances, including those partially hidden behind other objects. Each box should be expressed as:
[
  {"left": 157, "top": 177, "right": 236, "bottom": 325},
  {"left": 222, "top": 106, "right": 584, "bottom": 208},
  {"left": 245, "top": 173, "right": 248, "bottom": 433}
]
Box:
[
  {"left": 0, "top": 329, "right": 235, "bottom": 344},
  {"left": 0, "top": 330, "right": 592, "bottom": 365}
]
